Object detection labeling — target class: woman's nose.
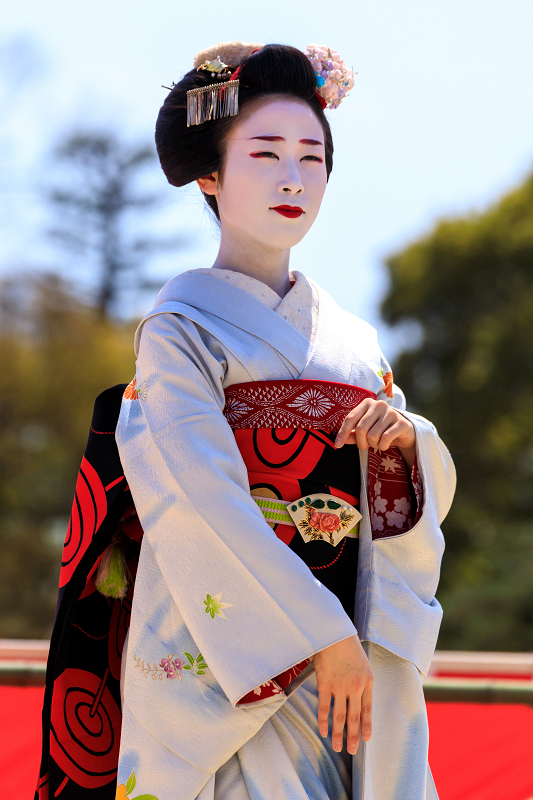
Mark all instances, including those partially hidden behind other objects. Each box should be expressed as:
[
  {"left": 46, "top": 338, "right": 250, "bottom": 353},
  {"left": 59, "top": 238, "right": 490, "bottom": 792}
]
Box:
[{"left": 277, "top": 165, "right": 304, "bottom": 194}]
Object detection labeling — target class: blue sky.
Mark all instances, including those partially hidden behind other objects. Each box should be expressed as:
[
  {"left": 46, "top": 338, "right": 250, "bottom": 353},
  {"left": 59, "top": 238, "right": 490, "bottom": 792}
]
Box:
[{"left": 1, "top": 0, "right": 532, "bottom": 356}]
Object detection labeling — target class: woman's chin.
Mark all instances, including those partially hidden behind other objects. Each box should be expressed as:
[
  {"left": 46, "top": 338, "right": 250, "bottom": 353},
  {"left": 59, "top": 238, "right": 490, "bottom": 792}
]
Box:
[
  {"left": 222, "top": 217, "right": 312, "bottom": 252},
  {"left": 260, "top": 222, "right": 312, "bottom": 250}
]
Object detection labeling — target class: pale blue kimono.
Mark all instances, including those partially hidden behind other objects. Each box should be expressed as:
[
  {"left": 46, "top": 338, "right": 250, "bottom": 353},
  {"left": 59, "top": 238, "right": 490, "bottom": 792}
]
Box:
[{"left": 116, "top": 271, "right": 455, "bottom": 800}]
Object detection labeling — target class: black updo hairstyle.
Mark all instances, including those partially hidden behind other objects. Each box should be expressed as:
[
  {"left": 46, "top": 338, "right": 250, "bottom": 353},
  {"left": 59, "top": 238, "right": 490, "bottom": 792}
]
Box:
[{"left": 155, "top": 44, "right": 334, "bottom": 221}]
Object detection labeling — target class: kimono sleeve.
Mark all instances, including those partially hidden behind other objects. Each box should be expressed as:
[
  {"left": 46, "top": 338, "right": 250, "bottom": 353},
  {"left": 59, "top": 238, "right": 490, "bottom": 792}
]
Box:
[
  {"left": 361, "top": 350, "right": 456, "bottom": 674},
  {"left": 369, "top": 350, "right": 422, "bottom": 537},
  {"left": 116, "top": 312, "right": 357, "bottom": 708}
]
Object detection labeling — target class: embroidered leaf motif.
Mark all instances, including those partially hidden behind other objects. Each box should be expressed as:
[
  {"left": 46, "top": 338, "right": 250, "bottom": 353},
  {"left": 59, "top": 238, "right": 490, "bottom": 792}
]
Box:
[
  {"left": 125, "top": 771, "right": 136, "bottom": 796},
  {"left": 327, "top": 500, "right": 341, "bottom": 510},
  {"left": 184, "top": 652, "right": 195, "bottom": 666},
  {"left": 183, "top": 665, "right": 192, "bottom": 670},
  {"left": 203, "top": 591, "right": 233, "bottom": 620}
]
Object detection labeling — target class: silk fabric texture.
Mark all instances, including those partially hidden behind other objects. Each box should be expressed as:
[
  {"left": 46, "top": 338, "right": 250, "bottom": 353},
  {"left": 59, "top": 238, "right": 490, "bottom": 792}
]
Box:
[{"left": 116, "top": 270, "right": 456, "bottom": 800}]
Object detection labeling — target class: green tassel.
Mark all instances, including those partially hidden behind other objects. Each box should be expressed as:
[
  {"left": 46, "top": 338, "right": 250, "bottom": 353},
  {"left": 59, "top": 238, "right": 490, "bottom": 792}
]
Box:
[{"left": 95, "top": 543, "right": 128, "bottom": 599}]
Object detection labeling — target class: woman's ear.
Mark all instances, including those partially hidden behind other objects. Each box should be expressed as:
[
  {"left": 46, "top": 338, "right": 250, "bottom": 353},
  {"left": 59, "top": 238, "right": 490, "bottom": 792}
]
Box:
[{"left": 196, "top": 172, "right": 219, "bottom": 196}]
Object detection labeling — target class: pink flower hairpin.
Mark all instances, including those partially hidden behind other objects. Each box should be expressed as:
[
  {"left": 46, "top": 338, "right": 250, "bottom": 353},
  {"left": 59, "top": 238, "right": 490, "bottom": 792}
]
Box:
[{"left": 305, "top": 44, "right": 355, "bottom": 110}]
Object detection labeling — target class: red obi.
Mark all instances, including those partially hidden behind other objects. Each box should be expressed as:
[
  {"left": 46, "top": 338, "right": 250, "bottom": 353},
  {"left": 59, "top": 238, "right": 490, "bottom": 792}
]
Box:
[{"left": 223, "top": 379, "right": 421, "bottom": 705}]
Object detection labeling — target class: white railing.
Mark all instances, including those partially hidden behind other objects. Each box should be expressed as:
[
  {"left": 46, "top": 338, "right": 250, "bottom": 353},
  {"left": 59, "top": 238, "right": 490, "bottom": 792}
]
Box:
[{"left": 1, "top": 640, "right": 533, "bottom": 704}]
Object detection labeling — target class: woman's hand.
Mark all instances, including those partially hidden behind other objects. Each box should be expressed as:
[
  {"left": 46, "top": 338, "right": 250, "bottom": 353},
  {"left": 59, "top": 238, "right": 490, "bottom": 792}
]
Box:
[
  {"left": 335, "top": 398, "right": 416, "bottom": 469},
  {"left": 313, "top": 635, "right": 373, "bottom": 755}
]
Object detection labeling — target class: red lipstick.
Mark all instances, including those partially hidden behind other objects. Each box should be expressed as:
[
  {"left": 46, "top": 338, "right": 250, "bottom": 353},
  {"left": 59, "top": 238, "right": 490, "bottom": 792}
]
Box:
[{"left": 271, "top": 205, "right": 304, "bottom": 219}]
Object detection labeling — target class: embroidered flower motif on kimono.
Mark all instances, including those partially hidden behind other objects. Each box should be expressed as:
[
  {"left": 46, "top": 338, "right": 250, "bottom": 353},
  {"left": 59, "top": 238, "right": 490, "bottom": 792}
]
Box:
[
  {"left": 116, "top": 784, "right": 130, "bottom": 800},
  {"left": 374, "top": 479, "right": 382, "bottom": 495},
  {"left": 309, "top": 510, "right": 340, "bottom": 533},
  {"left": 117, "top": 770, "right": 160, "bottom": 800},
  {"left": 287, "top": 388, "right": 334, "bottom": 418},
  {"left": 203, "top": 591, "right": 233, "bottom": 619},
  {"left": 160, "top": 655, "right": 184, "bottom": 680},
  {"left": 133, "top": 651, "right": 207, "bottom": 680},
  {"left": 123, "top": 376, "right": 148, "bottom": 401},
  {"left": 394, "top": 497, "right": 411, "bottom": 515},
  {"left": 377, "top": 367, "right": 394, "bottom": 398}
]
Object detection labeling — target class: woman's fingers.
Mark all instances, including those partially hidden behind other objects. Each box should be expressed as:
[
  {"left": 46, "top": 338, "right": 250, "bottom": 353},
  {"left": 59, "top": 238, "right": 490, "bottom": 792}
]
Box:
[
  {"left": 346, "top": 693, "right": 361, "bottom": 755},
  {"left": 334, "top": 400, "right": 371, "bottom": 448},
  {"left": 352, "top": 401, "right": 392, "bottom": 451},
  {"left": 373, "top": 419, "right": 405, "bottom": 450},
  {"left": 314, "top": 637, "right": 373, "bottom": 756},
  {"left": 317, "top": 685, "right": 332, "bottom": 738},
  {"left": 336, "top": 399, "right": 415, "bottom": 452},
  {"left": 360, "top": 681, "right": 373, "bottom": 743},
  {"left": 331, "top": 695, "right": 347, "bottom": 752},
  {"left": 365, "top": 415, "right": 393, "bottom": 450},
  {"left": 335, "top": 399, "right": 384, "bottom": 449}
]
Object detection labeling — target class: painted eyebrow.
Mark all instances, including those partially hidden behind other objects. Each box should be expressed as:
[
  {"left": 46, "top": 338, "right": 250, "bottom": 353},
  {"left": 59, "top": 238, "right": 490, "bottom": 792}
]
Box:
[{"left": 248, "top": 136, "right": 323, "bottom": 146}]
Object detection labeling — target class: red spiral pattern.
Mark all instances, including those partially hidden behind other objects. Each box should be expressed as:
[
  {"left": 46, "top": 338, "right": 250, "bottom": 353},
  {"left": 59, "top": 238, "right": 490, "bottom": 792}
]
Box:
[
  {"left": 50, "top": 668, "right": 121, "bottom": 789},
  {"left": 59, "top": 457, "right": 107, "bottom": 588}
]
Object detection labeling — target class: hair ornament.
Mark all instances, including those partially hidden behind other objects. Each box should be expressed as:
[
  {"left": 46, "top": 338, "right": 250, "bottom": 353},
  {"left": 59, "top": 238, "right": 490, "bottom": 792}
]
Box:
[
  {"left": 187, "top": 41, "right": 263, "bottom": 127},
  {"left": 193, "top": 41, "right": 263, "bottom": 69},
  {"left": 196, "top": 56, "right": 232, "bottom": 80},
  {"left": 305, "top": 44, "right": 354, "bottom": 110},
  {"left": 187, "top": 79, "right": 239, "bottom": 127}
]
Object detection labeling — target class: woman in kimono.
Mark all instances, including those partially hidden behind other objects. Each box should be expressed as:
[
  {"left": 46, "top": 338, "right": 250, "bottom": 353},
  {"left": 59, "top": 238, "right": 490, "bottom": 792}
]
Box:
[{"left": 37, "top": 41, "right": 455, "bottom": 800}]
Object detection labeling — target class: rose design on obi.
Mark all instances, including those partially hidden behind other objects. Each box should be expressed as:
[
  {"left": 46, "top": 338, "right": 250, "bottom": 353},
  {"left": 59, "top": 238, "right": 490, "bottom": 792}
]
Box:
[
  {"left": 308, "top": 510, "right": 340, "bottom": 533},
  {"left": 289, "top": 493, "right": 362, "bottom": 547}
]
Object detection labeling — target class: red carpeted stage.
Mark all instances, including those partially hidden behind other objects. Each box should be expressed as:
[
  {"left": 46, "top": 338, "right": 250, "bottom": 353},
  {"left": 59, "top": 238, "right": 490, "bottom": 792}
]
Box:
[{"left": 2, "top": 645, "right": 533, "bottom": 799}]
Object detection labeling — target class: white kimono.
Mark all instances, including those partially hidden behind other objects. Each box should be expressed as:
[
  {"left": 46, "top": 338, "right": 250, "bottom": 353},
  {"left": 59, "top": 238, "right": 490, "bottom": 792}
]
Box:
[{"left": 116, "top": 269, "right": 455, "bottom": 800}]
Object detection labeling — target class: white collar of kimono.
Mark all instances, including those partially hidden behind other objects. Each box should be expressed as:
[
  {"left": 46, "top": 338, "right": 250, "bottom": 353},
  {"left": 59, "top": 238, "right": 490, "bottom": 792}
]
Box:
[
  {"left": 189, "top": 268, "right": 283, "bottom": 311},
  {"left": 186, "top": 268, "right": 317, "bottom": 343},
  {"left": 142, "top": 270, "right": 380, "bottom": 385}
]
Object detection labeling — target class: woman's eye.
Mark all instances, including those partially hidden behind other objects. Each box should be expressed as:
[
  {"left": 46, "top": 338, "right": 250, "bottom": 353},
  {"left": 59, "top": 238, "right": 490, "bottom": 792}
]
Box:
[
  {"left": 249, "top": 151, "right": 279, "bottom": 159},
  {"left": 302, "top": 155, "right": 323, "bottom": 163}
]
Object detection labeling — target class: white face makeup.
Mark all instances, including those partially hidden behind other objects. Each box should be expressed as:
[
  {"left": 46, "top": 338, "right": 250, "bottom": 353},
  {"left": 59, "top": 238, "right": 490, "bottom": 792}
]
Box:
[{"left": 209, "top": 97, "right": 328, "bottom": 252}]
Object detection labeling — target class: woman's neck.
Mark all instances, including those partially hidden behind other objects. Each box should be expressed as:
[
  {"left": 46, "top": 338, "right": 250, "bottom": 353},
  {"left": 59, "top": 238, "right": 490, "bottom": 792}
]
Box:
[{"left": 212, "top": 227, "right": 292, "bottom": 298}]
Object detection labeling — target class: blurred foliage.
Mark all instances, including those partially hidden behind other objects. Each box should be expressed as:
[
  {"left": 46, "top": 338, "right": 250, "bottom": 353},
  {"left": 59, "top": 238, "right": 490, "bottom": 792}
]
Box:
[
  {"left": 382, "top": 171, "right": 533, "bottom": 650},
  {"left": 46, "top": 130, "right": 185, "bottom": 318},
  {"left": 0, "top": 273, "right": 135, "bottom": 638}
]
